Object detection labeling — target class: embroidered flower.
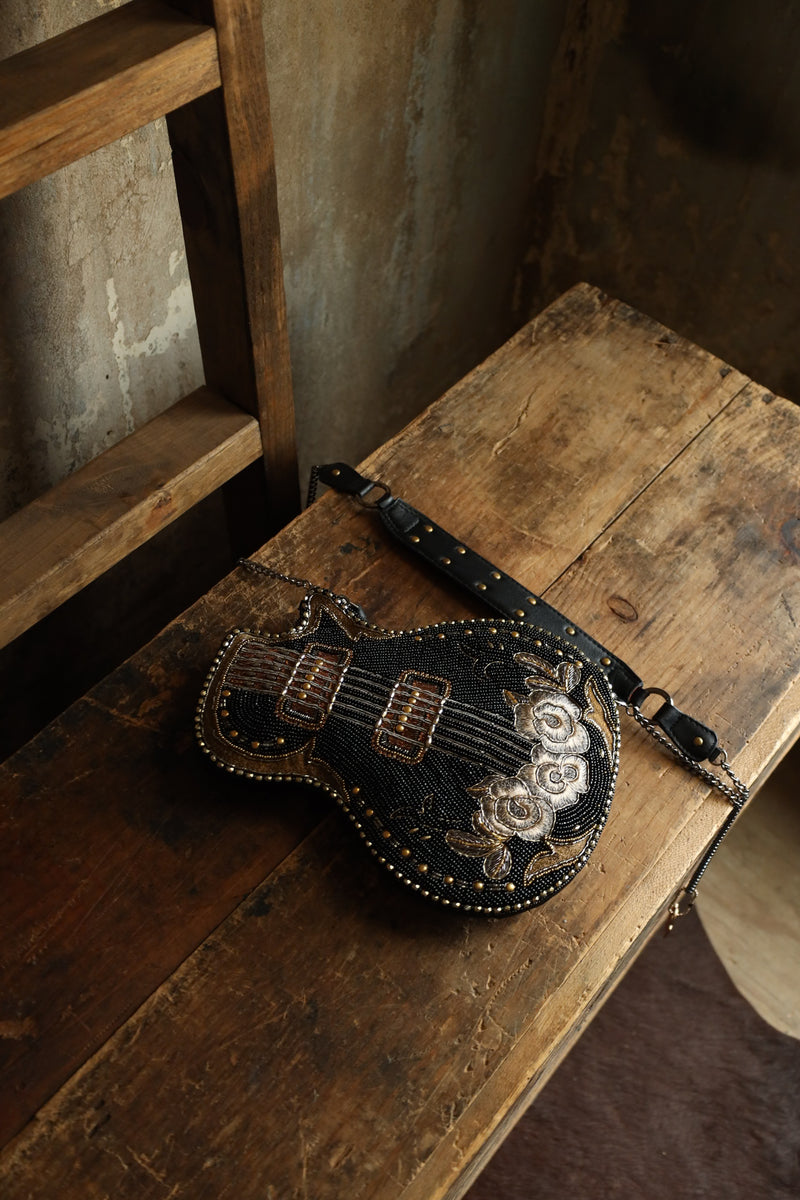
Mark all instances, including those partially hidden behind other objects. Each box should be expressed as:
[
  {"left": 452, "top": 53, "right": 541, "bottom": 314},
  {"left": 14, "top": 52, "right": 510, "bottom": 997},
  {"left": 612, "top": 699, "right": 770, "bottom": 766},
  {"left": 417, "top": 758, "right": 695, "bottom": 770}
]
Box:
[
  {"left": 477, "top": 771, "right": 556, "bottom": 843},
  {"left": 513, "top": 690, "right": 590, "bottom": 755},
  {"left": 519, "top": 745, "right": 589, "bottom": 810}
]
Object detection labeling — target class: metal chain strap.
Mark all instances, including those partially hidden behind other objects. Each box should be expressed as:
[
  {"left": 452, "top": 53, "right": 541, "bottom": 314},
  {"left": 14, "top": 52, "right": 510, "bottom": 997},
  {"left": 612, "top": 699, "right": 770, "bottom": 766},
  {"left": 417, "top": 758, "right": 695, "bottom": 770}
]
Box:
[
  {"left": 236, "top": 557, "right": 367, "bottom": 622},
  {"left": 625, "top": 702, "right": 749, "bottom": 809},
  {"left": 626, "top": 700, "right": 750, "bottom": 932}
]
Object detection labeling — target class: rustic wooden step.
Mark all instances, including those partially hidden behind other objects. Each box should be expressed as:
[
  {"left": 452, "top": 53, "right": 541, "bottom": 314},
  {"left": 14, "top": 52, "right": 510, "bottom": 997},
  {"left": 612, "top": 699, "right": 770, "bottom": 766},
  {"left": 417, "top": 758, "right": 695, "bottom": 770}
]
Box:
[
  {"left": 1, "top": 285, "right": 798, "bottom": 1198},
  {"left": 0, "top": 387, "right": 261, "bottom": 647},
  {"left": 0, "top": 0, "right": 220, "bottom": 199}
]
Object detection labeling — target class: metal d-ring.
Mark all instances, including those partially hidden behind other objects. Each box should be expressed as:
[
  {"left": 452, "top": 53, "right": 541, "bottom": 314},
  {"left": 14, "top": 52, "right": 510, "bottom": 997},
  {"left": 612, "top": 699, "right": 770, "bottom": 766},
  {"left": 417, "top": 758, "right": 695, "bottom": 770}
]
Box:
[
  {"left": 628, "top": 685, "right": 673, "bottom": 716},
  {"left": 356, "top": 479, "right": 392, "bottom": 508}
]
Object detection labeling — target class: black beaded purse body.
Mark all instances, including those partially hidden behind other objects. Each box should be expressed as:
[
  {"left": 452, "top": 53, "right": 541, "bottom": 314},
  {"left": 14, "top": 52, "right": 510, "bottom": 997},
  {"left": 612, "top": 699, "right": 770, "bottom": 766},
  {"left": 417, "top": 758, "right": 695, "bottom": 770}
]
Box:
[
  {"left": 196, "top": 463, "right": 747, "bottom": 922},
  {"left": 196, "top": 588, "right": 620, "bottom": 916}
]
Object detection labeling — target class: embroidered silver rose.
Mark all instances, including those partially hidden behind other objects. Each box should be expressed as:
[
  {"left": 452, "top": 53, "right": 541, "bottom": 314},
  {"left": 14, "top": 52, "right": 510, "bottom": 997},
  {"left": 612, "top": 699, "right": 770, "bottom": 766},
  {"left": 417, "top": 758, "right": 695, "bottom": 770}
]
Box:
[
  {"left": 477, "top": 768, "right": 556, "bottom": 842},
  {"left": 446, "top": 653, "right": 594, "bottom": 884},
  {"left": 513, "top": 690, "right": 590, "bottom": 755},
  {"left": 525, "top": 744, "right": 589, "bottom": 808}
]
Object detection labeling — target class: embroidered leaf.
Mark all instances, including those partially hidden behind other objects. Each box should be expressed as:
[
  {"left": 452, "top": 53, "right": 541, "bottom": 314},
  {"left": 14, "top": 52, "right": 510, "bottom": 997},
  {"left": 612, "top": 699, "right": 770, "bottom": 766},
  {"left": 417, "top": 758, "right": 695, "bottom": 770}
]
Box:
[
  {"left": 445, "top": 830, "right": 500, "bottom": 857},
  {"left": 584, "top": 676, "right": 615, "bottom": 757},
  {"left": 515, "top": 653, "right": 583, "bottom": 696},
  {"left": 523, "top": 675, "right": 558, "bottom": 693},
  {"left": 503, "top": 689, "right": 524, "bottom": 709},
  {"left": 466, "top": 776, "right": 496, "bottom": 795},
  {"left": 523, "top": 843, "right": 555, "bottom": 885},
  {"left": 484, "top": 844, "right": 512, "bottom": 880},
  {"left": 473, "top": 810, "right": 497, "bottom": 837},
  {"left": 514, "top": 652, "right": 558, "bottom": 681},
  {"left": 559, "top": 660, "right": 582, "bottom": 692}
]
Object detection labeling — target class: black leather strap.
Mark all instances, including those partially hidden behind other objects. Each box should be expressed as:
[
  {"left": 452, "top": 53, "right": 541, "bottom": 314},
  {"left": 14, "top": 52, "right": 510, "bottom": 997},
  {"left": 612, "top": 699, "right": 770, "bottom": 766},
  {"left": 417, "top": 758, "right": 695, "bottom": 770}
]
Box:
[{"left": 315, "top": 462, "right": 720, "bottom": 764}]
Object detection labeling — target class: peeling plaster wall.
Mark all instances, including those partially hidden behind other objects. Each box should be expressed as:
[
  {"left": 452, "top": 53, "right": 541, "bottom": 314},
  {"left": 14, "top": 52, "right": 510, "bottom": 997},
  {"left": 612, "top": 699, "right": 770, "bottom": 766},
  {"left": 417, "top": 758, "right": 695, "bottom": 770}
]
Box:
[
  {"left": 0, "top": 1, "right": 564, "bottom": 519},
  {"left": 522, "top": 0, "right": 800, "bottom": 402}
]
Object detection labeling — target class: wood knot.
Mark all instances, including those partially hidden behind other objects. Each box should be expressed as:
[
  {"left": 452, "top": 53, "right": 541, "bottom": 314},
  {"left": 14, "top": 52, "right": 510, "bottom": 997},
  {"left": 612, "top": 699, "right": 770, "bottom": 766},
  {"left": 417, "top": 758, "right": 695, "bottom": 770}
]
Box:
[{"left": 607, "top": 594, "right": 638, "bottom": 623}]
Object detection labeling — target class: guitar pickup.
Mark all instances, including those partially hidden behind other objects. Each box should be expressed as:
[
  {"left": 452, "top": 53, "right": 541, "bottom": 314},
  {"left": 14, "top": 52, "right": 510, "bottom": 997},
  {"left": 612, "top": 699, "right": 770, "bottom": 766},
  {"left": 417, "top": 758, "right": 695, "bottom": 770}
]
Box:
[
  {"left": 374, "top": 671, "right": 450, "bottom": 763},
  {"left": 277, "top": 643, "right": 352, "bottom": 729}
]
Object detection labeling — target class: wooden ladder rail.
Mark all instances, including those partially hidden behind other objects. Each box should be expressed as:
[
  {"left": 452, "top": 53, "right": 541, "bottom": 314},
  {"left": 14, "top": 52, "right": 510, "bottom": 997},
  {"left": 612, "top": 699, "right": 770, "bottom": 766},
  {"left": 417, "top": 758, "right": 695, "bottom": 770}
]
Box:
[{"left": 0, "top": 0, "right": 298, "bottom": 648}]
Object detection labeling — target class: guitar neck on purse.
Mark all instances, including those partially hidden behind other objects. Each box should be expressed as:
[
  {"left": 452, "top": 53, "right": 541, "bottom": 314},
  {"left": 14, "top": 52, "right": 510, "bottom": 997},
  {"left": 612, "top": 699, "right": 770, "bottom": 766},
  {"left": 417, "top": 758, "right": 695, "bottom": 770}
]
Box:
[{"left": 195, "top": 462, "right": 748, "bottom": 925}]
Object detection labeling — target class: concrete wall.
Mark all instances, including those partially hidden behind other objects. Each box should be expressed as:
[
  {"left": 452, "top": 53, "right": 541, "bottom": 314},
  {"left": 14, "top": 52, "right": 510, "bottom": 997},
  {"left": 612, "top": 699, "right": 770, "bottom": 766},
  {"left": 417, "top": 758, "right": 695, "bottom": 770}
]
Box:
[
  {"left": 0, "top": 1, "right": 564, "bottom": 520},
  {"left": 521, "top": 0, "right": 800, "bottom": 403}
]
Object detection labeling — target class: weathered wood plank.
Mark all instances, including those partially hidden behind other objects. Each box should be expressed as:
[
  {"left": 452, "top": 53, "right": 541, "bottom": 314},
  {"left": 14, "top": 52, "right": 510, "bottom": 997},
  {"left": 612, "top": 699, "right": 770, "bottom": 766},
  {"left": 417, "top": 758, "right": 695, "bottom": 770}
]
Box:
[
  {"left": 2, "top": 287, "right": 797, "bottom": 1198},
  {"left": 0, "top": 388, "right": 262, "bottom": 648},
  {"left": 407, "top": 381, "right": 800, "bottom": 1199},
  {"left": 0, "top": 0, "right": 220, "bottom": 199},
  {"left": 0, "top": 286, "right": 750, "bottom": 1144},
  {"left": 168, "top": 0, "right": 300, "bottom": 527}
]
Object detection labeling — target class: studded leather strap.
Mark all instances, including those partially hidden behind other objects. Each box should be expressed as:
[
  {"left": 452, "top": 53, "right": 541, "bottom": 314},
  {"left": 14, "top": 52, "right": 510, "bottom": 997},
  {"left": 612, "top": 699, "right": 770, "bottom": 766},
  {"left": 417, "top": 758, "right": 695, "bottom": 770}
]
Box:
[{"left": 315, "top": 462, "right": 720, "bottom": 765}]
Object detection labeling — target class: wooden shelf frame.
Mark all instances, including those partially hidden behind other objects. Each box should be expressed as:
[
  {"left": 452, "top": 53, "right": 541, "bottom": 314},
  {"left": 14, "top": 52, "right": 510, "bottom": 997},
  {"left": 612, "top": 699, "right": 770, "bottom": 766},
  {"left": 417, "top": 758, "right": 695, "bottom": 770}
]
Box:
[
  {"left": 0, "top": 0, "right": 299, "bottom": 651},
  {"left": 0, "top": 0, "right": 221, "bottom": 200},
  {"left": 0, "top": 389, "right": 261, "bottom": 646}
]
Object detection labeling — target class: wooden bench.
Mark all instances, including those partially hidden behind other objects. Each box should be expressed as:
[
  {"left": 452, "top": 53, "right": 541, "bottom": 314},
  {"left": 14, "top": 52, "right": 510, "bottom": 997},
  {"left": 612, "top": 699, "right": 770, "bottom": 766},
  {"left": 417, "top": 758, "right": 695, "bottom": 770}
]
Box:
[{"left": 2, "top": 284, "right": 799, "bottom": 1199}]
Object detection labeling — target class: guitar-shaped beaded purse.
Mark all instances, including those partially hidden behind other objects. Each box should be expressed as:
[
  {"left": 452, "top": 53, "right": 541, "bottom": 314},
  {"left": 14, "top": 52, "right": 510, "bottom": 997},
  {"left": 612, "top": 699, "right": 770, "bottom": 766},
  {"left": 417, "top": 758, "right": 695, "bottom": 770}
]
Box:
[
  {"left": 197, "top": 464, "right": 748, "bottom": 921},
  {"left": 197, "top": 584, "right": 620, "bottom": 915}
]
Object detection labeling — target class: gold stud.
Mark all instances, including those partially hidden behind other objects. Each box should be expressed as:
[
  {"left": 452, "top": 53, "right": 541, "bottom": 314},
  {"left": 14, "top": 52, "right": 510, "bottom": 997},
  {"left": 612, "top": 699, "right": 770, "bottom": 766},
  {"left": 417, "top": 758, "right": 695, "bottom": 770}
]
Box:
[
  {"left": 601, "top": 656, "right": 611, "bottom": 666},
  {"left": 444, "top": 875, "right": 454, "bottom": 885},
  {"left": 251, "top": 741, "right": 260, "bottom": 749},
  {"left": 527, "top": 596, "right": 537, "bottom": 605},
  {"left": 491, "top": 571, "right": 502, "bottom": 580},
  {"left": 456, "top": 546, "right": 466, "bottom": 554},
  {"left": 505, "top": 882, "right": 515, "bottom": 892},
  {"left": 566, "top": 626, "right": 576, "bottom": 636},
  {"left": 382, "top": 830, "right": 392, "bottom": 839},
  {"left": 331, "top": 468, "right": 340, "bottom": 476},
  {"left": 476, "top": 582, "right": 487, "bottom": 591},
  {"left": 276, "top": 737, "right": 285, "bottom": 745},
  {"left": 220, "top": 709, "right": 229, "bottom": 717},
  {"left": 441, "top": 556, "right": 451, "bottom": 565},
  {"left": 514, "top": 609, "right": 525, "bottom": 617},
  {"left": 424, "top": 523, "right": 433, "bottom": 532},
  {"left": 352, "top": 786, "right": 361, "bottom": 794},
  {"left": 395, "top": 724, "right": 405, "bottom": 733},
  {"left": 410, "top": 535, "right": 420, "bottom": 543},
  {"left": 365, "top": 807, "right": 374, "bottom": 817},
  {"left": 511, "top": 631, "right": 519, "bottom": 638},
  {"left": 229, "top": 730, "right": 239, "bottom": 738},
  {"left": 473, "top": 880, "right": 484, "bottom": 891},
  {"left": 221, "top": 689, "right": 231, "bottom": 697},
  {"left": 401, "top": 848, "right": 411, "bottom": 857},
  {"left": 693, "top": 736, "right": 704, "bottom": 747},
  {"left": 418, "top": 864, "right": 428, "bottom": 873}
]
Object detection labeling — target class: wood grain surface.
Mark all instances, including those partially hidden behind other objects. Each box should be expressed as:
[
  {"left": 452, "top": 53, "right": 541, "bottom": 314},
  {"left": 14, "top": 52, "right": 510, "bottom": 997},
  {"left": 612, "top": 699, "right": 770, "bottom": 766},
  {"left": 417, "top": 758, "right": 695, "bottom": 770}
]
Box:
[
  {"left": 0, "top": 0, "right": 220, "bottom": 199},
  {"left": 1, "top": 285, "right": 798, "bottom": 1198},
  {"left": 0, "top": 389, "right": 261, "bottom": 647}
]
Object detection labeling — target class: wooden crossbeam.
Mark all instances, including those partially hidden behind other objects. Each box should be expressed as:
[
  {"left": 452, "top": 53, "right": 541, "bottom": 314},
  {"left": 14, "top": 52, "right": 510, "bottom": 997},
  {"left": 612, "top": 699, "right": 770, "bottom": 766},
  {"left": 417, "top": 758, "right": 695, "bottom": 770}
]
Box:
[
  {"left": 0, "top": 388, "right": 261, "bottom": 647},
  {"left": 0, "top": 0, "right": 220, "bottom": 199}
]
